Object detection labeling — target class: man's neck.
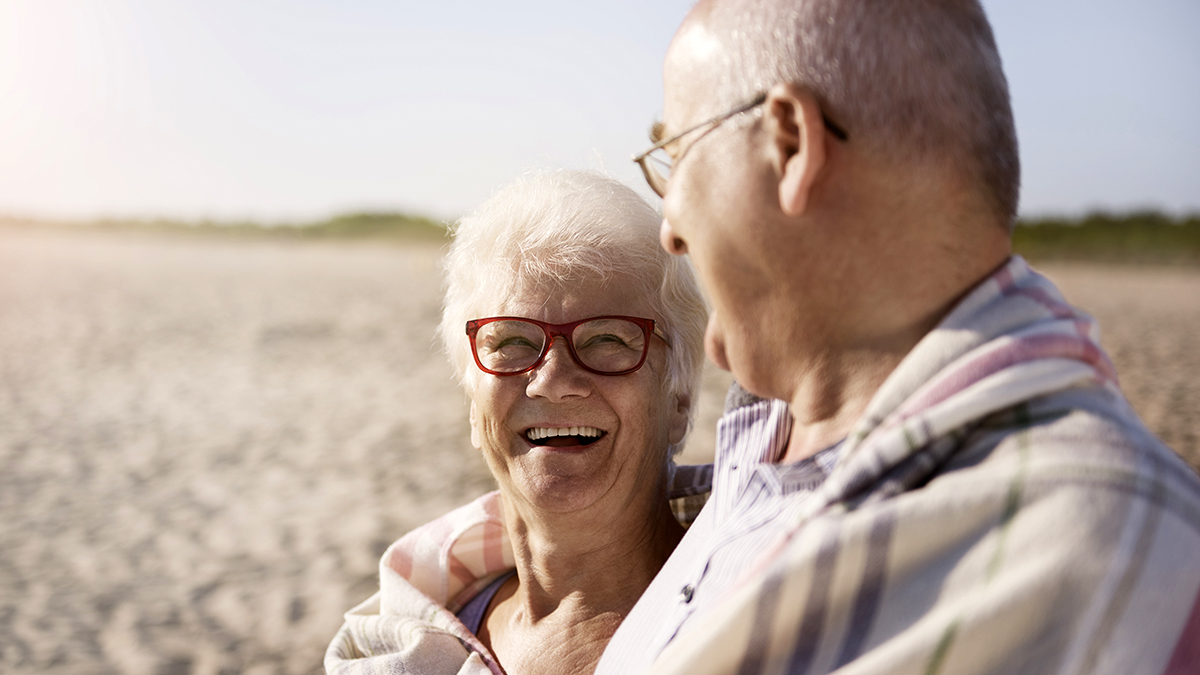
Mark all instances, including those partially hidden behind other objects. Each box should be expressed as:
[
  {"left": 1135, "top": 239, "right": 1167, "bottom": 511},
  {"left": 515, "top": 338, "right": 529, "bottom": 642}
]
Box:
[
  {"left": 775, "top": 246, "right": 1013, "bottom": 465},
  {"left": 779, "top": 346, "right": 903, "bottom": 463}
]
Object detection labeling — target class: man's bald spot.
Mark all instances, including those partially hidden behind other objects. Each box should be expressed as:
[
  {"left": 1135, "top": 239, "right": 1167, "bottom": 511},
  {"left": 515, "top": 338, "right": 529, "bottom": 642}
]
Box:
[
  {"left": 662, "top": 0, "right": 1020, "bottom": 224},
  {"left": 661, "top": 8, "right": 731, "bottom": 140}
]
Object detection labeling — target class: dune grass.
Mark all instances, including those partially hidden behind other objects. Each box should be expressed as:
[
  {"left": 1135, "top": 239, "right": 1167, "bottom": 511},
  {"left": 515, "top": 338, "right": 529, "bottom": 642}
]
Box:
[
  {"left": 4, "top": 210, "right": 1198, "bottom": 264},
  {"left": 1013, "top": 212, "right": 1200, "bottom": 266},
  {"left": 0, "top": 211, "right": 451, "bottom": 243}
]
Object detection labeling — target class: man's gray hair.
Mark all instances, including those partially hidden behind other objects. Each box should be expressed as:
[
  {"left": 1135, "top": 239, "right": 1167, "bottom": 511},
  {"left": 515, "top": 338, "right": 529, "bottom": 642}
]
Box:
[
  {"left": 704, "top": 0, "right": 1020, "bottom": 225},
  {"left": 439, "top": 169, "right": 708, "bottom": 425}
]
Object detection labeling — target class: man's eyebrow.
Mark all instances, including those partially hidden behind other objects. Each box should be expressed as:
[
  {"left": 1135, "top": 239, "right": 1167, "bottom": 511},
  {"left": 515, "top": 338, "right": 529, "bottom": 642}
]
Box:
[{"left": 650, "top": 121, "right": 665, "bottom": 144}]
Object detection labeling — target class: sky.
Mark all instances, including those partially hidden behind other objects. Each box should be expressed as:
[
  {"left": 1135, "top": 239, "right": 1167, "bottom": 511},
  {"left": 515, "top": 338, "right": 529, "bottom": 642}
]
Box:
[{"left": 0, "top": 0, "right": 1197, "bottom": 223}]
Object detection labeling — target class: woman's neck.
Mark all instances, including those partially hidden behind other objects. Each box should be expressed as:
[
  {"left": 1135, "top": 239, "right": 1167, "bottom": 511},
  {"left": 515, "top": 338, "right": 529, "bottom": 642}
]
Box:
[
  {"left": 508, "top": 494, "right": 682, "bottom": 618},
  {"left": 479, "top": 487, "right": 684, "bottom": 675}
]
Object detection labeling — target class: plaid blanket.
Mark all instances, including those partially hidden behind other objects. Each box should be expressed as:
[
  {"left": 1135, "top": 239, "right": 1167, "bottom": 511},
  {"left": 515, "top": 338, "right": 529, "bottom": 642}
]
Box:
[{"left": 633, "top": 256, "right": 1200, "bottom": 675}]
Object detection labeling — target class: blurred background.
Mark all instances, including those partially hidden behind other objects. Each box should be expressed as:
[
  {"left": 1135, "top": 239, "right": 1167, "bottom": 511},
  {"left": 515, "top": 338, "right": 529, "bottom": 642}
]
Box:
[
  {"left": 2, "top": 0, "right": 1198, "bottom": 220},
  {"left": 1, "top": 1, "right": 1198, "bottom": 674}
]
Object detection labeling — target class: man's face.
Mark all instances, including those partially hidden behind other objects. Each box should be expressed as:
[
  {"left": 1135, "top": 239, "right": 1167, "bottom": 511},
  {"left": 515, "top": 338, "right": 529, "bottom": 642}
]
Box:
[{"left": 657, "top": 23, "right": 792, "bottom": 399}]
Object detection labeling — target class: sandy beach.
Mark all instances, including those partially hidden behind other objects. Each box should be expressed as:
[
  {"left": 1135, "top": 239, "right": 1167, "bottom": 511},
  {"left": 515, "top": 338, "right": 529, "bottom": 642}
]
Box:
[{"left": 2, "top": 228, "right": 1196, "bottom": 675}]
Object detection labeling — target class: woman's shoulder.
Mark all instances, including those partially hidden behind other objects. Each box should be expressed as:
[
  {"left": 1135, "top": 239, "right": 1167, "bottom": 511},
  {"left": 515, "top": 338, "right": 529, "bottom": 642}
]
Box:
[
  {"left": 668, "top": 463, "right": 713, "bottom": 529},
  {"left": 381, "top": 490, "right": 513, "bottom": 606}
]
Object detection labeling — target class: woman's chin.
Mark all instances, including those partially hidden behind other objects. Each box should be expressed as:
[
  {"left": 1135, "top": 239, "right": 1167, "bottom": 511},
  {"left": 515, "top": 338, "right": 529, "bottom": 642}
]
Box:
[{"left": 510, "top": 454, "right": 616, "bottom": 515}]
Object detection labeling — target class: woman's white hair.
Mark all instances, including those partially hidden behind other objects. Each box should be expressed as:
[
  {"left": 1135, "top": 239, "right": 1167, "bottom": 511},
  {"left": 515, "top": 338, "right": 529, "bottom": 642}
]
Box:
[{"left": 439, "top": 169, "right": 708, "bottom": 448}]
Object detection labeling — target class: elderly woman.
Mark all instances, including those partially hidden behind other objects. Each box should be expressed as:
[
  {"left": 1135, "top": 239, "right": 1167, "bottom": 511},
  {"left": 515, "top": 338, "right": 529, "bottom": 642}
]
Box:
[{"left": 325, "top": 170, "right": 708, "bottom": 675}]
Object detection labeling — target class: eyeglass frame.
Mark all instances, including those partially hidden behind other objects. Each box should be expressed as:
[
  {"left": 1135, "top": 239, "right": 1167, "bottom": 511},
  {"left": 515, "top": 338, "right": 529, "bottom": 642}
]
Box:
[
  {"left": 465, "top": 315, "right": 670, "bottom": 377},
  {"left": 632, "top": 91, "right": 849, "bottom": 198}
]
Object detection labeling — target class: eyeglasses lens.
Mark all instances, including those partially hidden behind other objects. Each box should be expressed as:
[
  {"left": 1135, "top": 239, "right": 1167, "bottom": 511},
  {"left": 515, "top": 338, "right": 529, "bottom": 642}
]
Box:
[
  {"left": 473, "top": 318, "right": 648, "bottom": 374},
  {"left": 643, "top": 152, "right": 672, "bottom": 198}
]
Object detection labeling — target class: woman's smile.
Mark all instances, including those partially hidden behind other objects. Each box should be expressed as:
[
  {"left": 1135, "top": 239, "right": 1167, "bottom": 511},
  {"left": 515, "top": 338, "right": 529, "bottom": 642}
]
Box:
[{"left": 524, "top": 426, "right": 606, "bottom": 448}]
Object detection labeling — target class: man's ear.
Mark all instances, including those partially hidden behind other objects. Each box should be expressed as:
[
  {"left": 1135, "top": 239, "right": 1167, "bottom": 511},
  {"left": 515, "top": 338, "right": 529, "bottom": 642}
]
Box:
[
  {"left": 765, "top": 83, "right": 828, "bottom": 217},
  {"left": 667, "top": 392, "right": 692, "bottom": 445}
]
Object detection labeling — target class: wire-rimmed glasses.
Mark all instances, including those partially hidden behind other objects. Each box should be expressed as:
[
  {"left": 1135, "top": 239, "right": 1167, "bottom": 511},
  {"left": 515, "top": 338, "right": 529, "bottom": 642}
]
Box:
[
  {"left": 633, "top": 93, "right": 768, "bottom": 199},
  {"left": 632, "top": 91, "right": 848, "bottom": 198}
]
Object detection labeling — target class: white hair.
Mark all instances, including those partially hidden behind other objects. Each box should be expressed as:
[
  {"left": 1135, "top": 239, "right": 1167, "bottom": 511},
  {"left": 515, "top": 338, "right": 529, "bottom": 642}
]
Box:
[
  {"left": 701, "top": 0, "right": 1020, "bottom": 226},
  {"left": 439, "top": 169, "right": 708, "bottom": 448}
]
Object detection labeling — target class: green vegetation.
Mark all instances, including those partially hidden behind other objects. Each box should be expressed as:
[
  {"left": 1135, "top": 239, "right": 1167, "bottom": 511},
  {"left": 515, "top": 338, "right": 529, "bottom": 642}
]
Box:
[
  {"left": 1013, "top": 212, "right": 1200, "bottom": 266},
  {"left": 4, "top": 210, "right": 1199, "bottom": 264},
  {"left": 0, "top": 211, "right": 451, "bottom": 243},
  {"left": 289, "top": 212, "right": 451, "bottom": 241}
]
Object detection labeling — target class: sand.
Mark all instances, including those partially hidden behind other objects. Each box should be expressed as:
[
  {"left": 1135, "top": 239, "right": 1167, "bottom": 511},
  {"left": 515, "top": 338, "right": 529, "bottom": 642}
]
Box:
[{"left": 1, "top": 228, "right": 1196, "bottom": 675}]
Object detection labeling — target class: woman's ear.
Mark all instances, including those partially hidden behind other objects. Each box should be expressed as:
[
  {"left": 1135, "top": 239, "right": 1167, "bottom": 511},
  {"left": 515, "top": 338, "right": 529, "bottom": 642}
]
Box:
[
  {"left": 765, "top": 83, "right": 828, "bottom": 217},
  {"left": 668, "top": 392, "right": 692, "bottom": 445}
]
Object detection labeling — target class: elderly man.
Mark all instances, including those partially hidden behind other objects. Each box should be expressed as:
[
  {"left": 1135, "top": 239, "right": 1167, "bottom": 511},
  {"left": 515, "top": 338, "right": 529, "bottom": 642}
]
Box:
[{"left": 597, "top": 1, "right": 1200, "bottom": 674}]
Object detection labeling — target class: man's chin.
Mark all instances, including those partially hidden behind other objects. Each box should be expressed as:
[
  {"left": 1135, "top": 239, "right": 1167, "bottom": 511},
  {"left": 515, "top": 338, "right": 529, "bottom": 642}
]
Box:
[
  {"left": 704, "top": 314, "right": 731, "bottom": 372},
  {"left": 706, "top": 313, "right": 780, "bottom": 400}
]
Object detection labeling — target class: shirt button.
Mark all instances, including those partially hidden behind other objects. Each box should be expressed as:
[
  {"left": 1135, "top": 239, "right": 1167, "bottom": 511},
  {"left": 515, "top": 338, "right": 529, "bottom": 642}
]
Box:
[{"left": 679, "top": 584, "right": 695, "bottom": 603}]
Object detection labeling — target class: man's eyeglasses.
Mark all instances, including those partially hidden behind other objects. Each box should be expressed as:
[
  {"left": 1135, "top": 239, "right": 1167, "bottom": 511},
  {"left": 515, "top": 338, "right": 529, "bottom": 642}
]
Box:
[
  {"left": 466, "top": 316, "right": 669, "bottom": 376},
  {"left": 632, "top": 92, "right": 849, "bottom": 198}
]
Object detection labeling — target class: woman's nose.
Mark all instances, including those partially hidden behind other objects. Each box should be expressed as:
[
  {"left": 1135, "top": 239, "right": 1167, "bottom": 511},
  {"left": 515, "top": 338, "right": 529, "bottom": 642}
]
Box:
[{"left": 525, "top": 339, "right": 592, "bottom": 401}]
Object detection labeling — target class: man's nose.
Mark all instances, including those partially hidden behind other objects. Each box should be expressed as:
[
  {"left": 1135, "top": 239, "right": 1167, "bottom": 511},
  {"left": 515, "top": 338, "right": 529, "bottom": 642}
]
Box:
[
  {"left": 660, "top": 217, "right": 688, "bottom": 255},
  {"left": 525, "top": 339, "right": 592, "bottom": 401}
]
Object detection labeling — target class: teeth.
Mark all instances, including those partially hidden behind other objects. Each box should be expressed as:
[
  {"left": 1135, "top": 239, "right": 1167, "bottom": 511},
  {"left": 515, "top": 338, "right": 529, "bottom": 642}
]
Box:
[{"left": 526, "top": 426, "right": 603, "bottom": 441}]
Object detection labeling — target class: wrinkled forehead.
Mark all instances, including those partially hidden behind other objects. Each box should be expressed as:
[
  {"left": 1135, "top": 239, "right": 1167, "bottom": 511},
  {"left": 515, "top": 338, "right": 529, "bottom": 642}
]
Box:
[{"left": 476, "top": 265, "right": 656, "bottom": 323}]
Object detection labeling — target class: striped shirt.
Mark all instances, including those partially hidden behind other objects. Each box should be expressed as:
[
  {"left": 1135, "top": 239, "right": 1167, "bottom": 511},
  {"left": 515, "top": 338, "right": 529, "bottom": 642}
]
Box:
[
  {"left": 596, "top": 256, "right": 1200, "bottom": 675},
  {"left": 596, "top": 399, "right": 841, "bottom": 674}
]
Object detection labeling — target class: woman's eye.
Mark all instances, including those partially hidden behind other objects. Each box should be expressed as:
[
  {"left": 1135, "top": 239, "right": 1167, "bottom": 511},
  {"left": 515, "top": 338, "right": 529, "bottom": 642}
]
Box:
[
  {"left": 494, "top": 336, "right": 539, "bottom": 351},
  {"left": 581, "top": 334, "right": 630, "bottom": 349}
]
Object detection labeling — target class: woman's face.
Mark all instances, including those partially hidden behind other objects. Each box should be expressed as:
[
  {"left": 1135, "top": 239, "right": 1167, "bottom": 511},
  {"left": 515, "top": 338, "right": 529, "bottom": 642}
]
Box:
[{"left": 467, "top": 272, "right": 689, "bottom": 516}]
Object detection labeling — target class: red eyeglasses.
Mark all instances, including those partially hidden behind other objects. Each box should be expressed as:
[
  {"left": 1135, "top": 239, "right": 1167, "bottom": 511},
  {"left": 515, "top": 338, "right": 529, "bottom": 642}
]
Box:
[{"left": 465, "top": 315, "right": 668, "bottom": 376}]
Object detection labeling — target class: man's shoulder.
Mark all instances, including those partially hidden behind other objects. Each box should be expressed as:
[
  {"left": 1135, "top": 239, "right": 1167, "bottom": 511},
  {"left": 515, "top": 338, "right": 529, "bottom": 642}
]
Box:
[
  {"left": 932, "top": 382, "right": 1200, "bottom": 533},
  {"left": 959, "top": 383, "right": 1194, "bottom": 478},
  {"left": 642, "top": 383, "right": 1200, "bottom": 675}
]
